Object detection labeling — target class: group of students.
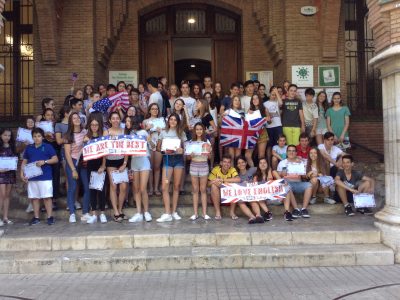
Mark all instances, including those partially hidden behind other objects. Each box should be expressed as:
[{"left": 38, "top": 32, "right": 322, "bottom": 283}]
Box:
[{"left": 0, "top": 76, "right": 375, "bottom": 226}]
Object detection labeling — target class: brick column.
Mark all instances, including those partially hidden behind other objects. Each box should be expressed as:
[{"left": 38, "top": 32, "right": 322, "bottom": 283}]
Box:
[{"left": 367, "top": 0, "right": 400, "bottom": 263}]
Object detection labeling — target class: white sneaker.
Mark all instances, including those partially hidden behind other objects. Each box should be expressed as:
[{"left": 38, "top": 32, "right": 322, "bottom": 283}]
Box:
[
  {"left": 0, "top": 220, "right": 4, "bottom": 227},
  {"left": 129, "top": 213, "right": 143, "bottom": 223},
  {"left": 324, "top": 197, "right": 336, "bottom": 205},
  {"left": 144, "top": 212, "right": 152, "bottom": 222},
  {"left": 69, "top": 213, "right": 76, "bottom": 223},
  {"left": 25, "top": 203, "right": 33, "bottom": 213},
  {"left": 81, "top": 213, "right": 90, "bottom": 222},
  {"left": 87, "top": 215, "right": 97, "bottom": 224},
  {"left": 189, "top": 214, "right": 198, "bottom": 220},
  {"left": 172, "top": 212, "right": 182, "bottom": 220},
  {"left": 99, "top": 213, "right": 107, "bottom": 223},
  {"left": 203, "top": 214, "right": 211, "bottom": 220},
  {"left": 156, "top": 213, "right": 173, "bottom": 223},
  {"left": 310, "top": 197, "right": 317, "bottom": 205},
  {"left": 75, "top": 201, "right": 82, "bottom": 210}
]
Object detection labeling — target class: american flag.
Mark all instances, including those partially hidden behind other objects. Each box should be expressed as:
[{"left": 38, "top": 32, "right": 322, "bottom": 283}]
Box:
[
  {"left": 108, "top": 91, "right": 130, "bottom": 112},
  {"left": 220, "top": 114, "right": 267, "bottom": 149}
]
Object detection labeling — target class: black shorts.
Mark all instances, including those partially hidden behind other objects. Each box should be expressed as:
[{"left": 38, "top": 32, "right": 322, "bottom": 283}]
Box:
[{"left": 106, "top": 158, "right": 124, "bottom": 168}]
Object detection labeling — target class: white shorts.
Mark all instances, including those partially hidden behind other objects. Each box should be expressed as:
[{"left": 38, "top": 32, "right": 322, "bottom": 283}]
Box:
[
  {"left": 316, "top": 128, "right": 328, "bottom": 135},
  {"left": 28, "top": 180, "right": 53, "bottom": 199}
]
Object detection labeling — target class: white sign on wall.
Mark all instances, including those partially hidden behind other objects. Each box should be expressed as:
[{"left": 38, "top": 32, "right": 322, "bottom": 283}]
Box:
[
  {"left": 109, "top": 70, "right": 138, "bottom": 87},
  {"left": 245, "top": 71, "right": 274, "bottom": 91},
  {"left": 291, "top": 65, "right": 314, "bottom": 87}
]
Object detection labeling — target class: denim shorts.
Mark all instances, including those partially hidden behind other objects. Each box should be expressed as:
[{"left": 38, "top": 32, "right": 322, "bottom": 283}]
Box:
[
  {"left": 288, "top": 181, "right": 312, "bottom": 193},
  {"left": 131, "top": 156, "right": 151, "bottom": 172},
  {"left": 163, "top": 154, "right": 184, "bottom": 169}
]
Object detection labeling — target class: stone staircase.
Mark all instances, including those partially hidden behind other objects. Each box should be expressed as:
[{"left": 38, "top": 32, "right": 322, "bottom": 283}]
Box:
[
  {"left": 1, "top": 164, "right": 392, "bottom": 274},
  {"left": 0, "top": 214, "right": 394, "bottom": 273}
]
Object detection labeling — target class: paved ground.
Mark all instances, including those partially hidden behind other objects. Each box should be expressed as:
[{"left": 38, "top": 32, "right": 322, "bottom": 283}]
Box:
[{"left": 0, "top": 266, "right": 399, "bottom": 299}]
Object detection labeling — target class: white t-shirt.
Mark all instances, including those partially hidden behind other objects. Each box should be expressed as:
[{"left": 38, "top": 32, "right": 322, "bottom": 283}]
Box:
[
  {"left": 303, "top": 102, "right": 319, "bottom": 126},
  {"left": 149, "top": 91, "right": 164, "bottom": 115},
  {"left": 277, "top": 159, "right": 303, "bottom": 182},
  {"left": 318, "top": 143, "right": 343, "bottom": 166},
  {"left": 272, "top": 145, "right": 287, "bottom": 159},
  {"left": 241, "top": 95, "right": 252, "bottom": 113},
  {"left": 180, "top": 96, "right": 196, "bottom": 119},
  {"left": 264, "top": 100, "right": 282, "bottom": 128}
]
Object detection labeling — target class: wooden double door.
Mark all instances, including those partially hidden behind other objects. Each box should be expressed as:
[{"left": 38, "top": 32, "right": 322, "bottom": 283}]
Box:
[{"left": 140, "top": 4, "right": 241, "bottom": 89}]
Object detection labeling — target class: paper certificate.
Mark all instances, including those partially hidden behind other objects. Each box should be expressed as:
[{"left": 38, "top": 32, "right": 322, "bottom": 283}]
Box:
[
  {"left": 245, "top": 110, "right": 262, "bottom": 122},
  {"left": 111, "top": 169, "right": 129, "bottom": 185},
  {"left": 287, "top": 162, "right": 306, "bottom": 175},
  {"left": 89, "top": 171, "right": 106, "bottom": 191},
  {"left": 23, "top": 162, "right": 43, "bottom": 179},
  {"left": 353, "top": 193, "right": 376, "bottom": 208},
  {"left": 0, "top": 157, "right": 18, "bottom": 171},
  {"left": 317, "top": 175, "right": 334, "bottom": 188},
  {"left": 150, "top": 118, "right": 166, "bottom": 131},
  {"left": 184, "top": 141, "right": 211, "bottom": 155},
  {"left": 161, "top": 138, "right": 181, "bottom": 152},
  {"left": 36, "top": 121, "right": 54, "bottom": 134},
  {"left": 16, "top": 128, "right": 33, "bottom": 144}
]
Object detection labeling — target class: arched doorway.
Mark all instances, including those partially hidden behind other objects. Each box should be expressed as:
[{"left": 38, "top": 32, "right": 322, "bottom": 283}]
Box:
[{"left": 140, "top": 4, "right": 241, "bottom": 89}]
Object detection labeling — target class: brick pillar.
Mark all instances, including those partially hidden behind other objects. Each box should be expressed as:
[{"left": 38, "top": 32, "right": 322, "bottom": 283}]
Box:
[{"left": 367, "top": 0, "right": 400, "bottom": 263}]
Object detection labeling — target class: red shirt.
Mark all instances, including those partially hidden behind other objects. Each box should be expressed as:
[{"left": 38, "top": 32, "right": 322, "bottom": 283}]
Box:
[{"left": 296, "top": 144, "right": 311, "bottom": 159}]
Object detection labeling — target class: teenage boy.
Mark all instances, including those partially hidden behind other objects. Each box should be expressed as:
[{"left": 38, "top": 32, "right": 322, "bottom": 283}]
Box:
[
  {"left": 318, "top": 131, "right": 343, "bottom": 177},
  {"left": 241, "top": 80, "right": 255, "bottom": 113},
  {"left": 147, "top": 77, "right": 164, "bottom": 115},
  {"left": 277, "top": 144, "right": 312, "bottom": 218},
  {"left": 281, "top": 84, "right": 305, "bottom": 146},
  {"left": 219, "top": 82, "right": 240, "bottom": 114},
  {"left": 296, "top": 133, "right": 311, "bottom": 160},
  {"left": 157, "top": 81, "right": 171, "bottom": 117},
  {"left": 303, "top": 88, "right": 318, "bottom": 139},
  {"left": 208, "top": 155, "right": 241, "bottom": 219},
  {"left": 21, "top": 128, "right": 59, "bottom": 225},
  {"left": 335, "top": 154, "right": 375, "bottom": 216},
  {"left": 202, "top": 76, "right": 213, "bottom": 94},
  {"left": 70, "top": 97, "right": 86, "bottom": 126},
  {"left": 180, "top": 81, "right": 196, "bottom": 119}
]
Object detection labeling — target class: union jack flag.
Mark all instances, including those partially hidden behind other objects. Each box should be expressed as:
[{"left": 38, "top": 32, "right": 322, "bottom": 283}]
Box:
[{"left": 220, "top": 114, "right": 267, "bottom": 149}]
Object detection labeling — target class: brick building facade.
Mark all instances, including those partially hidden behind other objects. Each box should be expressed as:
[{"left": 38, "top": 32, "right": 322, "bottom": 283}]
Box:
[{"left": 0, "top": 0, "right": 389, "bottom": 161}]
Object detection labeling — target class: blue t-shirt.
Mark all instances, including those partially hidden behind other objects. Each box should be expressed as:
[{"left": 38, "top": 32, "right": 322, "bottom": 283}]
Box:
[
  {"left": 221, "top": 96, "right": 232, "bottom": 111},
  {"left": 23, "top": 143, "right": 56, "bottom": 181}
]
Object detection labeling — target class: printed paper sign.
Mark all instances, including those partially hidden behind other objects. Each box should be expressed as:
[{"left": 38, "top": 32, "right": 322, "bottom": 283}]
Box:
[
  {"left": 83, "top": 134, "right": 147, "bottom": 161},
  {"left": 220, "top": 180, "right": 289, "bottom": 203}
]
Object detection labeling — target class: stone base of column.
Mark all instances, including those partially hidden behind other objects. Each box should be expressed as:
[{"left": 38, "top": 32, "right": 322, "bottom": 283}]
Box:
[{"left": 375, "top": 207, "right": 400, "bottom": 263}]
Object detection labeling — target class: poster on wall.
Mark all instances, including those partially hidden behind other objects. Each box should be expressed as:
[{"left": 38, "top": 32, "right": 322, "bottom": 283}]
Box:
[
  {"left": 291, "top": 65, "right": 314, "bottom": 87},
  {"left": 245, "top": 71, "right": 273, "bottom": 91},
  {"left": 109, "top": 71, "right": 138, "bottom": 87},
  {"left": 318, "top": 65, "right": 340, "bottom": 87},
  {"left": 325, "top": 88, "right": 341, "bottom": 103}
]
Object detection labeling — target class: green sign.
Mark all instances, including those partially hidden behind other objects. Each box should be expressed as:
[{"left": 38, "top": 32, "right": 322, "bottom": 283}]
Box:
[{"left": 318, "top": 65, "right": 340, "bottom": 87}]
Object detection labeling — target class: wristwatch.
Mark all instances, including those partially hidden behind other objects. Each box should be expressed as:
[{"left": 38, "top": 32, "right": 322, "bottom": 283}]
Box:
[{"left": 44, "top": 160, "right": 48, "bottom": 164}]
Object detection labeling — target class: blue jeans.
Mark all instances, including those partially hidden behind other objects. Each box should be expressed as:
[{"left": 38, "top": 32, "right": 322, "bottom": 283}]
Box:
[{"left": 66, "top": 158, "right": 90, "bottom": 214}]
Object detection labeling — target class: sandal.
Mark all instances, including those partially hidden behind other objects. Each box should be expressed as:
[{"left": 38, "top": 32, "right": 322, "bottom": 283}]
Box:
[
  {"left": 113, "top": 215, "right": 123, "bottom": 223},
  {"left": 248, "top": 217, "right": 256, "bottom": 224},
  {"left": 231, "top": 215, "right": 239, "bottom": 220},
  {"left": 119, "top": 213, "right": 128, "bottom": 220},
  {"left": 154, "top": 190, "right": 162, "bottom": 196},
  {"left": 3, "top": 219, "right": 13, "bottom": 225},
  {"left": 148, "top": 191, "right": 154, "bottom": 196},
  {"left": 214, "top": 215, "right": 222, "bottom": 220}
]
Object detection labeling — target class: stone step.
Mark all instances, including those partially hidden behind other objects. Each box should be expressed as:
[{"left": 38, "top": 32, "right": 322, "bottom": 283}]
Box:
[
  {"left": 0, "top": 216, "right": 380, "bottom": 252},
  {"left": 0, "top": 228, "right": 381, "bottom": 252},
  {"left": 0, "top": 244, "right": 393, "bottom": 273},
  {"left": 8, "top": 202, "right": 346, "bottom": 221}
]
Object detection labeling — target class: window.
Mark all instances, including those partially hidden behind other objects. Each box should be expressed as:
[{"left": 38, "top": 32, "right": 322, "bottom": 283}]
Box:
[
  {"left": 0, "top": 0, "right": 34, "bottom": 120},
  {"left": 345, "top": 0, "right": 382, "bottom": 118}
]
